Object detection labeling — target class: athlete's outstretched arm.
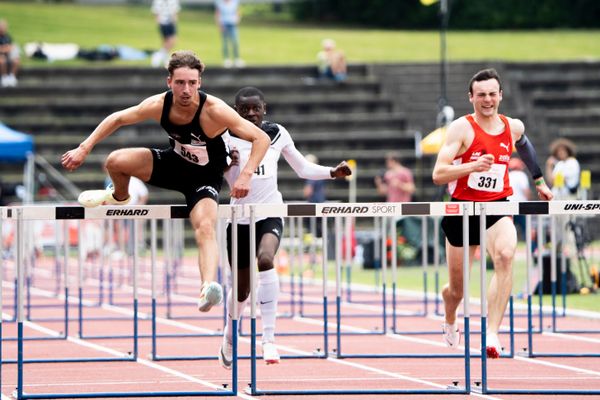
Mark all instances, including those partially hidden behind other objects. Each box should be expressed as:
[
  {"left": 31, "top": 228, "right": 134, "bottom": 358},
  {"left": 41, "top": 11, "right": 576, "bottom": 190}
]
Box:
[
  {"left": 282, "top": 143, "right": 345, "bottom": 179},
  {"left": 61, "top": 94, "right": 163, "bottom": 171}
]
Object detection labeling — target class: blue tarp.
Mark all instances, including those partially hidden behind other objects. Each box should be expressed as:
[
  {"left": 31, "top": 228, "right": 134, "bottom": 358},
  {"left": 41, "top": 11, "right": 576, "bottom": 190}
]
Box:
[{"left": 0, "top": 122, "right": 34, "bottom": 162}]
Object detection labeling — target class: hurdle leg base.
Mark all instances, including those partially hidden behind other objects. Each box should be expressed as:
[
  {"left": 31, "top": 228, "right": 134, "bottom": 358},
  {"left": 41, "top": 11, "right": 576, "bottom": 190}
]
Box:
[{"left": 446, "top": 382, "right": 466, "bottom": 391}]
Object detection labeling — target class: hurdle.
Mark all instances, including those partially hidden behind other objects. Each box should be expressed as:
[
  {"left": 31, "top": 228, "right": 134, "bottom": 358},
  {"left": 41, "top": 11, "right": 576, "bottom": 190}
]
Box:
[
  {"left": 543, "top": 214, "right": 600, "bottom": 335},
  {"left": 247, "top": 202, "right": 472, "bottom": 396},
  {"left": 149, "top": 212, "right": 240, "bottom": 362},
  {"left": 1, "top": 219, "right": 72, "bottom": 342},
  {"left": 523, "top": 202, "right": 600, "bottom": 359},
  {"left": 79, "top": 218, "right": 225, "bottom": 343},
  {"left": 475, "top": 200, "right": 600, "bottom": 396},
  {"left": 2, "top": 204, "right": 239, "bottom": 399}
]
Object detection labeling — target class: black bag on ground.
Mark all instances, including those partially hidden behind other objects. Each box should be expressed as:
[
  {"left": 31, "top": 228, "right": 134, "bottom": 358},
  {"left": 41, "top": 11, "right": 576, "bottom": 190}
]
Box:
[{"left": 533, "top": 253, "right": 580, "bottom": 294}]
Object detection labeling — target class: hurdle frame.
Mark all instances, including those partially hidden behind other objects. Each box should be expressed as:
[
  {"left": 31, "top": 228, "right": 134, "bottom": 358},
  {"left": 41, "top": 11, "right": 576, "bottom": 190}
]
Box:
[
  {"left": 247, "top": 202, "right": 473, "bottom": 396},
  {"left": 475, "top": 200, "right": 600, "bottom": 396},
  {"left": 2, "top": 204, "right": 239, "bottom": 399}
]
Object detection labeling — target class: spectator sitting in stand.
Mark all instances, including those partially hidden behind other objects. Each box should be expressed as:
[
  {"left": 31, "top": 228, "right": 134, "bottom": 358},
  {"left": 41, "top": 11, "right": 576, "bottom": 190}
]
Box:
[
  {"left": 317, "top": 38, "right": 347, "bottom": 83},
  {"left": 0, "top": 18, "right": 21, "bottom": 87}
]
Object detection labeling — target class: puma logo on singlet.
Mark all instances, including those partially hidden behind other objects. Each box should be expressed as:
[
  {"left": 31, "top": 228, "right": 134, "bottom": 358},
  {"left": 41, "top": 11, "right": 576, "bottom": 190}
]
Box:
[
  {"left": 500, "top": 142, "right": 510, "bottom": 152},
  {"left": 190, "top": 133, "right": 206, "bottom": 146}
]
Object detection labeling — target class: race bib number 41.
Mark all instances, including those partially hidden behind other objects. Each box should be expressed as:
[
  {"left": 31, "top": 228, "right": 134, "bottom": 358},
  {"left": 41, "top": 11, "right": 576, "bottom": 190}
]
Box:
[{"left": 467, "top": 163, "right": 506, "bottom": 193}]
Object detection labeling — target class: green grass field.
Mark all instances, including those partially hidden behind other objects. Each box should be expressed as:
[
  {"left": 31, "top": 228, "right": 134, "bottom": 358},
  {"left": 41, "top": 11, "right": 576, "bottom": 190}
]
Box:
[
  {"left": 300, "top": 258, "right": 600, "bottom": 313},
  {"left": 2, "top": 1, "right": 599, "bottom": 67}
]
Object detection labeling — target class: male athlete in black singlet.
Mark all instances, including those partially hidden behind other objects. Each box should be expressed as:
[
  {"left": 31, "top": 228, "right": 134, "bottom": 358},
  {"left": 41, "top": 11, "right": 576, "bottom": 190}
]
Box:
[{"left": 62, "top": 50, "right": 270, "bottom": 312}]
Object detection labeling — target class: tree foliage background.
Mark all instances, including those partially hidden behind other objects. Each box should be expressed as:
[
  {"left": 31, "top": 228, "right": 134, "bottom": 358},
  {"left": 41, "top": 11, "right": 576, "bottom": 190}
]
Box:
[{"left": 289, "top": 0, "right": 600, "bottom": 29}]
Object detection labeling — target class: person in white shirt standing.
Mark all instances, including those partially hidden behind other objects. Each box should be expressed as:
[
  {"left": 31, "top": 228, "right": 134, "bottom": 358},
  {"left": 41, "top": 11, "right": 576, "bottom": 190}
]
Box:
[
  {"left": 151, "top": 0, "right": 180, "bottom": 67},
  {"left": 545, "top": 138, "right": 580, "bottom": 200},
  {"left": 218, "top": 86, "right": 351, "bottom": 368},
  {"left": 214, "top": 0, "right": 243, "bottom": 68}
]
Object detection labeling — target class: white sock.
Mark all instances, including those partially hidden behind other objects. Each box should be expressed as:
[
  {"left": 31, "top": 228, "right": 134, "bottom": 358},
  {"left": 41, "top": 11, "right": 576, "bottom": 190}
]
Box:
[
  {"left": 224, "top": 289, "right": 248, "bottom": 343},
  {"left": 258, "top": 268, "right": 279, "bottom": 343}
]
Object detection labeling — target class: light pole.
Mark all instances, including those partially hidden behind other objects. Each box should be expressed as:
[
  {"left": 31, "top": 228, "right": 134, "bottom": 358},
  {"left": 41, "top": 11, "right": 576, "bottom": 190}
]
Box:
[{"left": 439, "top": 0, "right": 450, "bottom": 111}]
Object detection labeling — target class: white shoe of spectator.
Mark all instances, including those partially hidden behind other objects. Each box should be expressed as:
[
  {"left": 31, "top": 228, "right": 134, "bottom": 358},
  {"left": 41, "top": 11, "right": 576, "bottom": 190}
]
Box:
[
  {"left": 6, "top": 74, "right": 17, "bottom": 87},
  {"left": 0, "top": 75, "right": 8, "bottom": 88},
  {"left": 234, "top": 58, "right": 245, "bottom": 68},
  {"left": 262, "top": 342, "right": 280, "bottom": 365},
  {"left": 223, "top": 59, "right": 233, "bottom": 68}
]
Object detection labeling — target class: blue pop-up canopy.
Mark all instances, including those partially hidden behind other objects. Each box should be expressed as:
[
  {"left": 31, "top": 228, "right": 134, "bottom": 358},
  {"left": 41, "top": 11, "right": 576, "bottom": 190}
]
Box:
[{"left": 0, "top": 122, "right": 34, "bottom": 162}]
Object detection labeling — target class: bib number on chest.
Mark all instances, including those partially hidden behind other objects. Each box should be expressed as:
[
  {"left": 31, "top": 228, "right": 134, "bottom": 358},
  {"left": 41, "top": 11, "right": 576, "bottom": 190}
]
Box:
[
  {"left": 467, "top": 163, "right": 506, "bottom": 193},
  {"left": 174, "top": 141, "right": 209, "bottom": 166}
]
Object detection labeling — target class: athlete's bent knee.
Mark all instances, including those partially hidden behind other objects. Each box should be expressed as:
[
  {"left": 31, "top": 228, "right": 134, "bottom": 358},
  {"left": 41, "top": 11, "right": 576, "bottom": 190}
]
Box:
[
  {"left": 194, "top": 220, "right": 215, "bottom": 244},
  {"left": 257, "top": 254, "right": 275, "bottom": 271}
]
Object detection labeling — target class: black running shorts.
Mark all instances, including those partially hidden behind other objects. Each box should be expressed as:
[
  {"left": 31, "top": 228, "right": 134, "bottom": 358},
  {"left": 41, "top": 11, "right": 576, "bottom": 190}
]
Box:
[
  {"left": 148, "top": 148, "right": 223, "bottom": 211},
  {"left": 441, "top": 198, "right": 509, "bottom": 247},
  {"left": 226, "top": 217, "right": 284, "bottom": 270}
]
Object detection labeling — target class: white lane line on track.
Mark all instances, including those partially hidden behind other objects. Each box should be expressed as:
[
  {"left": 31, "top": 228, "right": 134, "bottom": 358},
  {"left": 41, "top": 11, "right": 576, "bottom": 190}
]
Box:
[
  {"left": 295, "top": 314, "right": 600, "bottom": 378},
  {"left": 4, "top": 274, "right": 599, "bottom": 396},
  {"left": 12, "top": 319, "right": 258, "bottom": 400},
  {"left": 5, "top": 287, "right": 498, "bottom": 399},
  {"left": 543, "top": 330, "right": 600, "bottom": 344}
]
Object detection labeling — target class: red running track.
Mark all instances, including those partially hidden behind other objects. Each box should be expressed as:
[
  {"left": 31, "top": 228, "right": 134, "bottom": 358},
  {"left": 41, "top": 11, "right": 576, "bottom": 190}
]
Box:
[{"left": 1, "top": 254, "right": 600, "bottom": 399}]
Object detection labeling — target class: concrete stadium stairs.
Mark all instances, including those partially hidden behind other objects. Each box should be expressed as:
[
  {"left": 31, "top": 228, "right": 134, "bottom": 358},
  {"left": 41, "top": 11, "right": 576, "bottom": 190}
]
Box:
[
  {"left": 0, "top": 64, "right": 411, "bottom": 205},
  {"left": 505, "top": 61, "right": 600, "bottom": 188},
  {"left": 1, "top": 61, "right": 599, "bottom": 207}
]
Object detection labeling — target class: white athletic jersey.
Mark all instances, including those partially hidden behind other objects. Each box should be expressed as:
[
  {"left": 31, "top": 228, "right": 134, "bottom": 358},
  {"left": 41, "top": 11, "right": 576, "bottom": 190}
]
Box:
[{"left": 225, "top": 121, "right": 332, "bottom": 224}]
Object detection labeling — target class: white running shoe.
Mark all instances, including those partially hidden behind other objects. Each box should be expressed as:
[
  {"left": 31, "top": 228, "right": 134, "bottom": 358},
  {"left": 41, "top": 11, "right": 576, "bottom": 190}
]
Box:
[
  {"left": 197, "top": 281, "right": 223, "bottom": 312},
  {"left": 218, "top": 336, "right": 233, "bottom": 370},
  {"left": 78, "top": 187, "right": 130, "bottom": 208},
  {"left": 262, "top": 342, "right": 280, "bottom": 365},
  {"left": 442, "top": 322, "right": 461, "bottom": 349},
  {"left": 486, "top": 332, "right": 503, "bottom": 359}
]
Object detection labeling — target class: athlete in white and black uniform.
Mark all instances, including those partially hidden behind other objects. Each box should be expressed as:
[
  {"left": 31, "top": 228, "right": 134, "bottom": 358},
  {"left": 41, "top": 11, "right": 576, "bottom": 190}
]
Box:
[
  {"left": 218, "top": 86, "right": 351, "bottom": 368},
  {"left": 62, "top": 51, "right": 270, "bottom": 314}
]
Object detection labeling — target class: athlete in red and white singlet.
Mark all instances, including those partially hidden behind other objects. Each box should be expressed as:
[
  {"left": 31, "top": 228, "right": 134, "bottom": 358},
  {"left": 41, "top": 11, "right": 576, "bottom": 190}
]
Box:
[
  {"left": 448, "top": 114, "right": 514, "bottom": 201},
  {"left": 432, "top": 68, "right": 552, "bottom": 360}
]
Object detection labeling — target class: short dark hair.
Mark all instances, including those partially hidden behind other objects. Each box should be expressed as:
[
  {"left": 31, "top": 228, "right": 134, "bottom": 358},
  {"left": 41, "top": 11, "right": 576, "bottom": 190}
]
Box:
[
  {"left": 469, "top": 68, "right": 502, "bottom": 94},
  {"left": 167, "top": 50, "right": 205, "bottom": 77},
  {"left": 235, "top": 86, "right": 265, "bottom": 103}
]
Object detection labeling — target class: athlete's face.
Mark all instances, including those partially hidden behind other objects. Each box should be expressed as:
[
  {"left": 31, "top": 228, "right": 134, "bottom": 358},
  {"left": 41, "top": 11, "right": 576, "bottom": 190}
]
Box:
[
  {"left": 235, "top": 95, "right": 266, "bottom": 127},
  {"left": 168, "top": 67, "right": 201, "bottom": 106},
  {"left": 469, "top": 78, "right": 502, "bottom": 118}
]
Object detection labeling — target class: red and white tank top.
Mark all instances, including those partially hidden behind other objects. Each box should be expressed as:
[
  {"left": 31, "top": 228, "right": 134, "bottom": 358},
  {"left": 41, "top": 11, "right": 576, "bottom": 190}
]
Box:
[{"left": 447, "top": 114, "right": 514, "bottom": 201}]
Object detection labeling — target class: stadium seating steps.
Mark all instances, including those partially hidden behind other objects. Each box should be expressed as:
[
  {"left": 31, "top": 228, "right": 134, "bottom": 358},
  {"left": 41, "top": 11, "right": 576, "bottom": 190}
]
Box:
[{"left": 1, "top": 61, "right": 599, "bottom": 208}]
